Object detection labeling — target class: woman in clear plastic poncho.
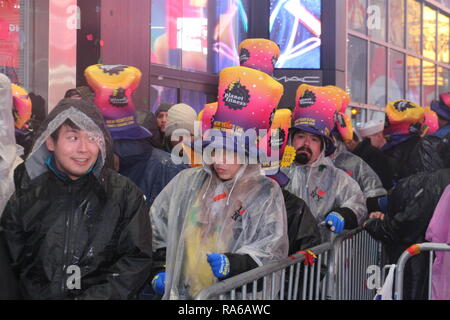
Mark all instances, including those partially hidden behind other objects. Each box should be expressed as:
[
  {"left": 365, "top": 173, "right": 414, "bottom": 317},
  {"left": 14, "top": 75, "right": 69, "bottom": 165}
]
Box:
[
  {"left": 0, "top": 74, "right": 22, "bottom": 217},
  {"left": 150, "top": 135, "right": 289, "bottom": 300}
]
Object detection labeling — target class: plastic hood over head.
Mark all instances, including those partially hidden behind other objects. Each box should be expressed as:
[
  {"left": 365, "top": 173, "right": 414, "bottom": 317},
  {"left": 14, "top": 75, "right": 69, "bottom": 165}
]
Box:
[
  {"left": 150, "top": 165, "right": 288, "bottom": 299},
  {"left": 25, "top": 98, "right": 114, "bottom": 181},
  {"left": 0, "top": 74, "right": 21, "bottom": 216}
]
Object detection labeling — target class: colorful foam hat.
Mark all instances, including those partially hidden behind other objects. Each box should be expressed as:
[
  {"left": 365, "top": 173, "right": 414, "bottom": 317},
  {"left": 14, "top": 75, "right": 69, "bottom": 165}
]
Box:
[
  {"left": 335, "top": 112, "right": 354, "bottom": 142},
  {"left": 238, "top": 38, "right": 280, "bottom": 76},
  {"left": 292, "top": 84, "right": 341, "bottom": 156},
  {"left": 85, "top": 64, "right": 152, "bottom": 140},
  {"left": 422, "top": 107, "right": 439, "bottom": 136},
  {"left": 197, "top": 102, "right": 218, "bottom": 134},
  {"left": 325, "top": 85, "right": 350, "bottom": 113},
  {"left": 384, "top": 99, "right": 425, "bottom": 136},
  {"left": 259, "top": 108, "right": 296, "bottom": 177},
  {"left": 196, "top": 66, "right": 284, "bottom": 159},
  {"left": 430, "top": 92, "right": 450, "bottom": 121},
  {"left": 11, "top": 83, "right": 32, "bottom": 135}
]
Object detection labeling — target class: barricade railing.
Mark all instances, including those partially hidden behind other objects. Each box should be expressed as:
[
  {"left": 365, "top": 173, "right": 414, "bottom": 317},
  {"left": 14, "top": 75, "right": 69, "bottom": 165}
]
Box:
[
  {"left": 394, "top": 243, "right": 450, "bottom": 300},
  {"left": 326, "top": 227, "right": 383, "bottom": 300},
  {"left": 195, "top": 243, "right": 332, "bottom": 300},
  {"left": 195, "top": 227, "right": 382, "bottom": 300}
]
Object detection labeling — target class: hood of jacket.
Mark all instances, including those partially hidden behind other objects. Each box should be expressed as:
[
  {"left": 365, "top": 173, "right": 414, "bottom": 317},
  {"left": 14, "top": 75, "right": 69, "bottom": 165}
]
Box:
[{"left": 24, "top": 98, "right": 114, "bottom": 181}]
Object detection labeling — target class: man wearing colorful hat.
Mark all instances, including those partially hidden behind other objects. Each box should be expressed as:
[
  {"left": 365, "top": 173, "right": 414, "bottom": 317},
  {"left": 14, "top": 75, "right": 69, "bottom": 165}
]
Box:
[
  {"left": 381, "top": 99, "right": 425, "bottom": 181},
  {"left": 431, "top": 92, "right": 450, "bottom": 138},
  {"left": 149, "top": 66, "right": 289, "bottom": 299},
  {"left": 84, "top": 64, "right": 186, "bottom": 207},
  {"left": 407, "top": 93, "right": 450, "bottom": 176},
  {"left": 282, "top": 84, "right": 367, "bottom": 241},
  {"left": 364, "top": 131, "right": 450, "bottom": 300},
  {"left": 192, "top": 38, "right": 321, "bottom": 255},
  {"left": 329, "top": 87, "right": 387, "bottom": 214}
]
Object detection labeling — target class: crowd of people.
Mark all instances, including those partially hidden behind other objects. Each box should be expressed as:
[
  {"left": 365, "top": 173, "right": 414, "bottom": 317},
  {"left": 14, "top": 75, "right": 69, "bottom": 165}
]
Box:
[{"left": 0, "top": 38, "right": 449, "bottom": 300}]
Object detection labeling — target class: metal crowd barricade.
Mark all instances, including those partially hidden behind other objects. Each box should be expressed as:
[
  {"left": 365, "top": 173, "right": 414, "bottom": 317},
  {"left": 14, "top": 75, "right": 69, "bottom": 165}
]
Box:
[
  {"left": 326, "top": 227, "right": 383, "bottom": 300},
  {"left": 394, "top": 243, "right": 450, "bottom": 300},
  {"left": 195, "top": 227, "right": 383, "bottom": 300},
  {"left": 195, "top": 243, "right": 332, "bottom": 300}
]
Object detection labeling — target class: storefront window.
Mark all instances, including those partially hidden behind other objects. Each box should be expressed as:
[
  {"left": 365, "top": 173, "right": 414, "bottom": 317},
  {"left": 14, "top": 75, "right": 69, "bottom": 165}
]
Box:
[
  {"left": 423, "top": 60, "right": 436, "bottom": 106},
  {"left": 150, "top": 0, "right": 248, "bottom": 74},
  {"left": 348, "top": 0, "right": 366, "bottom": 34},
  {"left": 0, "top": 0, "right": 22, "bottom": 84},
  {"left": 368, "top": 0, "right": 386, "bottom": 41},
  {"left": 270, "top": 0, "right": 321, "bottom": 69},
  {"left": 438, "top": 66, "right": 450, "bottom": 95},
  {"left": 150, "top": 85, "right": 178, "bottom": 113},
  {"left": 438, "top": 13, "right": 449, "bottom": 64},
  {"left": 389, "top": 0, "right": 405, "bottom": 48},
  {"left": 388, "top": 49, "right": 405, "bottom": 101},
  {"left": 423, "top": 6, "right": 437, "bottom": 61},
  {"left": 181, "top": 88, "right": 207, "bottom": 113},
  {"left": 407, "top": 0, "right": 421, "bottom": 56},
  {"left": 348, "top": 35, "right": 367, "bottom": 103},
  {"left": 150, "top": 0, "right": 208, "bottom": 72},
  {"left": 213, "top": 0, "right": 249, "bottom": 73},
  {"left": 406, "top": 55, "right": 421, "bottom": 103},
  {"left": 368, "top": 42, "right": 386, "bottom": 106}
]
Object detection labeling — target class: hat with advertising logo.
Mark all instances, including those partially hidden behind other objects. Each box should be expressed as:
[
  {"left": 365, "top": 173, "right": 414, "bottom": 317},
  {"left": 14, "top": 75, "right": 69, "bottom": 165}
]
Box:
[
  {"left": 384, "top": 99, "right": 425, "bottom": 136},
  {"left": 292, "top": 84, "right": 342, "bottom": 156},
  {"left": 238, "top": 38, "right": 280, "bottom": 76},
  {"left": 85, "top": 64, "right": 152, "bottom": 140},
  {"left": 189, "top": 66, "right": 284, "bottom": 161}
]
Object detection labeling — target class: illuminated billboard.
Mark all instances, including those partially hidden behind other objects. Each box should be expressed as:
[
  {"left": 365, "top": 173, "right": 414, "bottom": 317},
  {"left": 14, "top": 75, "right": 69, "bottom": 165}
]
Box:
[{"left": 270, "top": 0, "right": 321, "bottom": 69}]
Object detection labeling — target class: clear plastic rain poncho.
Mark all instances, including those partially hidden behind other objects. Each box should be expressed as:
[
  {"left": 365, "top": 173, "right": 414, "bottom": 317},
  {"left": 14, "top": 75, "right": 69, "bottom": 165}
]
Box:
[
  {"left": 331, "top": 140, "right": 387, "bottom": 199},
  {"left": 25, "top": 105, "right": 108, "bottom": 181},
  {"left": 150, "top": 163, "right": 289, "bottom": 300},
  {"left": 281, "top": 151, "right": 367, "bottom": 241},
  {"left": 0, "top": 74, "right": 22, "bottom": 217}
]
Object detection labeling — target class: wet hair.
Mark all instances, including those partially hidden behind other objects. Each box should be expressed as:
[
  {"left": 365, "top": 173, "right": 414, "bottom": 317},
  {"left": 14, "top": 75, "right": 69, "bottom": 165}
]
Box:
[
  {"left": 50, "top": 119, "right": 81, "bottom": 142},
  {"left": 64, "top": 89, "right": 81, "bottom": 99}
]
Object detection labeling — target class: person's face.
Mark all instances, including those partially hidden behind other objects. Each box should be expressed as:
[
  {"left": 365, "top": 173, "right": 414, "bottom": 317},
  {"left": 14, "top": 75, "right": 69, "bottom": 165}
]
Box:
[
  {"left": 157, "top": 111, "right": 168, "bottom": 132},
  {"left": 46, "top": 125, "right": 100, "bottom": 180},
  {"left": 344, "top": 139, "right": 359, "bottom": 152},
  {"left": 367, "top": 132, "right": 386, "bottom": 149},
  {"left": 291, "top": 131, "right": 323, "bottom": 165},
  {"left": 211, "top": 151, "right": 243, "bottom": 181}
]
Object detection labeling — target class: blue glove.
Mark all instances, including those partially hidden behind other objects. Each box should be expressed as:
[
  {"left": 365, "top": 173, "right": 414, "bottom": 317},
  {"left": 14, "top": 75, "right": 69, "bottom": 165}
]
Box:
[
  {"left": 378, "top": 195, "right": 388, "bottom": 214},
  {"left": 324, "top": 212, "right": 345, "bottom": 234},
  {"left": 151, "top": 272, "right": 166, "bottom": 296},
  {"left": 207, "top": 253, "right": 230, "bottom": 279}
]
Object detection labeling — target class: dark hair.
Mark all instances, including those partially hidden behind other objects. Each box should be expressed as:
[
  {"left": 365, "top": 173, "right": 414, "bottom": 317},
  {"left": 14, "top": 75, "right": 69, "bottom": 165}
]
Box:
[
  {"left": 64, "top": 89, "right": 81, "bottom": 99},
  {"left": 50, "top": 119, "right": 80, "bottom": 142}
]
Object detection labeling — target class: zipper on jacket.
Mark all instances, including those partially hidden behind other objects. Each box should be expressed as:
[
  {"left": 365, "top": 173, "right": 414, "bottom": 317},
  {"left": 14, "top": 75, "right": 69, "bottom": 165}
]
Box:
[{"left": 60, "top": 185, "right": 74, "bottom": 295}]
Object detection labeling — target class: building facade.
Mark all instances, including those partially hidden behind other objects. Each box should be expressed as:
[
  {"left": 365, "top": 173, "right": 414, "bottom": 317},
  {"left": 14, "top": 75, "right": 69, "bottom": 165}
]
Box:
[{"left": 1, "top": 0, "right": 449, "bottom": 120}]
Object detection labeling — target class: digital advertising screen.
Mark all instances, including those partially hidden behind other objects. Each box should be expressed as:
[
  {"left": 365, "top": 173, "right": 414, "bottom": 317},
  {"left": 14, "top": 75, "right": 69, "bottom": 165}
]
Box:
[{"left": 270, "top": 0, "right": 321, "bottom": 69}]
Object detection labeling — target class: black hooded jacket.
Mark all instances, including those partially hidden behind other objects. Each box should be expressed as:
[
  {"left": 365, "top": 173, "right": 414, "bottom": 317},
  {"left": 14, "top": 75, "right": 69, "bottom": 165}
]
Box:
[
  {"left": 353, "top": 138, "right": 395, "bottom": 190},
  {"left": 0, "top": 99, "right": 153, "bottom": 300},
  {"left": 364, "top": 168, "right": 450, "bottom": 299}
]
